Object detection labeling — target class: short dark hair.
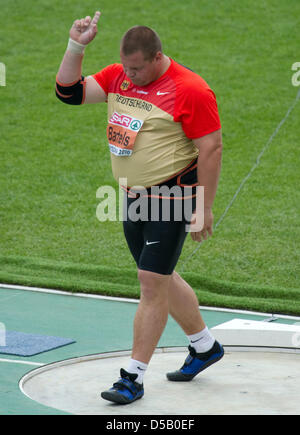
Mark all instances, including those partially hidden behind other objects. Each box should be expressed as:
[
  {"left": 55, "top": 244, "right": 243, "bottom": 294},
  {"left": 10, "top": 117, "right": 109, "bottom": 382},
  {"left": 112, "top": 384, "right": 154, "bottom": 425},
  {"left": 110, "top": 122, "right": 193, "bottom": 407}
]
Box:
[{"left": 121, "top": 26, "right": 163, "bottom": 61}]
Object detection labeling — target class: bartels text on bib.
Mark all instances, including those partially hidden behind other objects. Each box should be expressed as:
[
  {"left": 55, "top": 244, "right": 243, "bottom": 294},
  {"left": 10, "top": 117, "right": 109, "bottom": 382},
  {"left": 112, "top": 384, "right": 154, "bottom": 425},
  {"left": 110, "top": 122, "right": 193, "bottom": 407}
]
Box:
[{"left": 107, "top": 111, "right": 144, "bottom": 156}]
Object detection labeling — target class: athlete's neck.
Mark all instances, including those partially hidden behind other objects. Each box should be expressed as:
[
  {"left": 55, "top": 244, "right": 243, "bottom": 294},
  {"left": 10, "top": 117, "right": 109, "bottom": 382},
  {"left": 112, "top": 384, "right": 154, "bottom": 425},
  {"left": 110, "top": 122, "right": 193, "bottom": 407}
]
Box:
[{"left": 158, "top": 55, "right": 171, "bottom": 78}]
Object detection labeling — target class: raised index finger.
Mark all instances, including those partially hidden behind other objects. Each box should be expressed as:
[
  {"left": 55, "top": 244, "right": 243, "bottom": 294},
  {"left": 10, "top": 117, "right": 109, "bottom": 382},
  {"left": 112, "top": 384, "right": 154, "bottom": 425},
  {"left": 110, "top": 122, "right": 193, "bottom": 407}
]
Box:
[{"left": 91, "top": 11, "right": 101, "bottom": 25}]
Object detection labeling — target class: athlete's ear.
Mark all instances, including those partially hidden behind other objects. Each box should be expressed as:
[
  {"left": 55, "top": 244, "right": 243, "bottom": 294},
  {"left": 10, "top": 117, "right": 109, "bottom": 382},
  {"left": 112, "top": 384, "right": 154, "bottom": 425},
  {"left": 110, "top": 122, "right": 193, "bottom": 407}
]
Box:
[{"left": 153, "top": 51, "right": 163, "bottom": 63}]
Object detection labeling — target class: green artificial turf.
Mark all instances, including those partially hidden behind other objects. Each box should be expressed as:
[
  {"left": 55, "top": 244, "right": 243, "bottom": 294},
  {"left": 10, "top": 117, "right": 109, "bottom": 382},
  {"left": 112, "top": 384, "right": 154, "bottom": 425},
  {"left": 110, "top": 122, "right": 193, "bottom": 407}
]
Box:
[{"left": 0, "top": 0, "right": 299, "bottom": 315}]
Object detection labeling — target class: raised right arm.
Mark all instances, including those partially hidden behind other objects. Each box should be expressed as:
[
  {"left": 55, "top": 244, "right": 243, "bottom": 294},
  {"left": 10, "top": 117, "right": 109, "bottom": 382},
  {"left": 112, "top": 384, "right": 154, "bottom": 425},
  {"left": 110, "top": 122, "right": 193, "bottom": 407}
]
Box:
[{"left": 56, "top": 11, "right": 107, "bottom": 105}]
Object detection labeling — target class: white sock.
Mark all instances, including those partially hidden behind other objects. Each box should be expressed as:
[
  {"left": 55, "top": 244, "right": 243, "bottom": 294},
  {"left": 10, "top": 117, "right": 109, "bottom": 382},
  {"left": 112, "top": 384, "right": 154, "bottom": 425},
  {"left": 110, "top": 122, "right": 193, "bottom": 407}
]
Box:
[
  {"left": 187, "top": 327, "right": 215, "bottom": 353},
  {"left": 127, "top": 359, "right": 148, "bottom": 384}
]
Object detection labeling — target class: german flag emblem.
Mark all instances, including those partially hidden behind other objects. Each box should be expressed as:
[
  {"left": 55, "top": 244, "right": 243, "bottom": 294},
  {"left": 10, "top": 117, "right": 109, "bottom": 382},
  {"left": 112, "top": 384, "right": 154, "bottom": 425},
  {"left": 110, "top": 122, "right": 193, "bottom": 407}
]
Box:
[{"left": 120, "top": 80, "right": 131, "bottom": 91}]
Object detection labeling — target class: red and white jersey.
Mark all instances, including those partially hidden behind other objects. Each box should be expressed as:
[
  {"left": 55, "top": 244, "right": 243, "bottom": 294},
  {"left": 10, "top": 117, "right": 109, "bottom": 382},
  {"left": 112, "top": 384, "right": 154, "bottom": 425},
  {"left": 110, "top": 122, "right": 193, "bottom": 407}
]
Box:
[{"left": 92, "top": 58, "right": 221, "bottom": 187}]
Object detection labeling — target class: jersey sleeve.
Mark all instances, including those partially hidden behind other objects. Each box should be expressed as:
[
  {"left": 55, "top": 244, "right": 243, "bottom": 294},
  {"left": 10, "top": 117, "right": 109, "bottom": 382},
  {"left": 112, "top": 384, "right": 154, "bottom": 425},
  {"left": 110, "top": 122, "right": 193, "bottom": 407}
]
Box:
[
  {"left": 92, "top": 64, "right": 123, "bottom": 94},
  {"left": 174, "top": 84, "right": 221, "bottom": 139}
]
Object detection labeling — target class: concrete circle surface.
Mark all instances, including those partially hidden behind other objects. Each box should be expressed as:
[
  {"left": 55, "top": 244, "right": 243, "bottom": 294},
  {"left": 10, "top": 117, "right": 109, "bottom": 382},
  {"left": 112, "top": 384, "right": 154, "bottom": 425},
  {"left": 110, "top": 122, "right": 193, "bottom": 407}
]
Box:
[{"left": 20, "top": 348, "right": 300, "bottom": 415}]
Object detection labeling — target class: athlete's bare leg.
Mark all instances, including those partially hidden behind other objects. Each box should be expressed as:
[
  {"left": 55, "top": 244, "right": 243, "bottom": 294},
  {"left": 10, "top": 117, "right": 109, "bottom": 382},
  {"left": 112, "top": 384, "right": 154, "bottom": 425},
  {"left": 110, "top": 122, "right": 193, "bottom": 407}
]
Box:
[
  {"left": 131, "top": 269, "right": 206, "bottom": 365},
  {"left": 131, "top": 269, "right": 171, "bottom": 364},
  {"left": 168, "top": 271, "right": 206, "bottom": 334}
]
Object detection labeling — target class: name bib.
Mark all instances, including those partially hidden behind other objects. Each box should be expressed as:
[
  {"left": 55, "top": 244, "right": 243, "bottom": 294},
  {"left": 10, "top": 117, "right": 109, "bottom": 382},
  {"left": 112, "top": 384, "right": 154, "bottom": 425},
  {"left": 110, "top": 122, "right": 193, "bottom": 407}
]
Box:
[{"left": 107, "top": 112, "right": 144, "bottom": 156}]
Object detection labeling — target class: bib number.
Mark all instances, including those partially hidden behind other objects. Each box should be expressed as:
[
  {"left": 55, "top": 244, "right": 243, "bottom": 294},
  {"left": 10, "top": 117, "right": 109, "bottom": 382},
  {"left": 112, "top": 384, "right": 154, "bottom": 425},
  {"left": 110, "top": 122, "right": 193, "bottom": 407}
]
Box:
[{"left": 107, "top": 112, "right": 143, "bottom": 157}]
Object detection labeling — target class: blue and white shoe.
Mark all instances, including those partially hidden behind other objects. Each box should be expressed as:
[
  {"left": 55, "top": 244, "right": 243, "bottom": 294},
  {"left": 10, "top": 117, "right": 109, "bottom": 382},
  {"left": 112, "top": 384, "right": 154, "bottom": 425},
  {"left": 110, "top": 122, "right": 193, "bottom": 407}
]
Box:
[
  {"left": 101, "top": 368, "right": 144, "bottom": 404},
  {"left": 167, "top": 341, "right": 224, "bottom": 381}
]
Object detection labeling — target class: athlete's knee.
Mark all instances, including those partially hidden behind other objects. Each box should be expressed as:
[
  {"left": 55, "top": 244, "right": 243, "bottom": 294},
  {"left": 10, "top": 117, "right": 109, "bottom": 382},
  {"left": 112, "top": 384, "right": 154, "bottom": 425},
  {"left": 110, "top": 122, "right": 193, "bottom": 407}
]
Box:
[{"left": 138, "top": 269, "right": 170, "bottom": 302}]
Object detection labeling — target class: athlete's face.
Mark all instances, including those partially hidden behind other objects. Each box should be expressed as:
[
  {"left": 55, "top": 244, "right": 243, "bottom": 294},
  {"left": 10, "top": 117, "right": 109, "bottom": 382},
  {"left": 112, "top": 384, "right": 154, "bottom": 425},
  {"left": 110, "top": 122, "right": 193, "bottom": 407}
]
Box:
[{"left": 120, "top": 50, "right": 163, "bottom": 87}]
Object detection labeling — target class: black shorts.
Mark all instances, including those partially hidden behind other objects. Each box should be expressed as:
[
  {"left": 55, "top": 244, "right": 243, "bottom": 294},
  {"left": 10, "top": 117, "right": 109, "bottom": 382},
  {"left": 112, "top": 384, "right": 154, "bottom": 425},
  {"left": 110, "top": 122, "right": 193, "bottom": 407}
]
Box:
[{"left": 122, "top": 159, "right": 197, "bottom": 275}]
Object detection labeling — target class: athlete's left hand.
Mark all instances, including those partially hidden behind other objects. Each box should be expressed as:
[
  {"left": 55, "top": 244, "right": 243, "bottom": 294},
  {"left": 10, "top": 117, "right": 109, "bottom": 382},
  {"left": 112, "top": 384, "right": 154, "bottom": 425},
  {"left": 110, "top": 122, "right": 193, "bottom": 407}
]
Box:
[{"left": 190, "top": 207, "right": 213, "bottom": 242}]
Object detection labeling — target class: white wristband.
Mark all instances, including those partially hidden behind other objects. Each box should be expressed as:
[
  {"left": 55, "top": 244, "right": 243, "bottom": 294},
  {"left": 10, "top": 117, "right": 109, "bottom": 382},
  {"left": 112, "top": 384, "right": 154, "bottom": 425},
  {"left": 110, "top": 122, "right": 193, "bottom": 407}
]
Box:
[{"left": 67, "top": 38, "right": 86, "bottom": 54}]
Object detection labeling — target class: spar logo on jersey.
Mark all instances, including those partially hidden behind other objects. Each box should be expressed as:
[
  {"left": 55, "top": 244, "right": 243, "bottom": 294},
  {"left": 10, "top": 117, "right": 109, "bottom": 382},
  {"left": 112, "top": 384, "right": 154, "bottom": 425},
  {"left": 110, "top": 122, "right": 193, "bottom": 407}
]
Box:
[
  {"left": 130, "top": 119, "right": 142, "bottom": 131},
  {"left": 109, "top": 112, "right": 142, "bottom": 132},
  {"left": 109, "top": 112, "right": 132, "bottom": 128}
]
